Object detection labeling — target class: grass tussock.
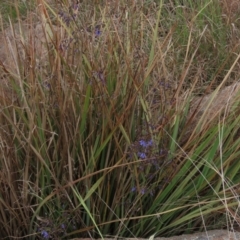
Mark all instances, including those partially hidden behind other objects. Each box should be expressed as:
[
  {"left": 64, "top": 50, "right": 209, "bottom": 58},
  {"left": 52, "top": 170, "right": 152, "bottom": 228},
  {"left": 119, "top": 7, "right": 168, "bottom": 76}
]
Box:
[{"left": 1, "top": 0, "right": 240, "bottom": 239}]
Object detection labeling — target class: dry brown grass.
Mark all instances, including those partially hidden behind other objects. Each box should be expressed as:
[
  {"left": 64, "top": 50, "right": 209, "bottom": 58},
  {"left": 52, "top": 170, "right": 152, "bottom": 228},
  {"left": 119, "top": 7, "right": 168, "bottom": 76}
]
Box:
[{"left": 220, "top": 0, "right": 240, "bottom": 23}]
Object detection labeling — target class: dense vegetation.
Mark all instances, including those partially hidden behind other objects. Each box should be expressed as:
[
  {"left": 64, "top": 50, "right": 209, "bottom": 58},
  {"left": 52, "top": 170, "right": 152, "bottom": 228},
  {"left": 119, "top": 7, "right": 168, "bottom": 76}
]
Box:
[{"left": 0, "top": 0, "right": 240, "bottom": 239}]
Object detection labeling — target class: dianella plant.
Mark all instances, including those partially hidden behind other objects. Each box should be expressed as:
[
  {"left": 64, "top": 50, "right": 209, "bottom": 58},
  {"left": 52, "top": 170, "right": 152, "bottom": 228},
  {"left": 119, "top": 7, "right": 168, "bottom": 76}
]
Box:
[{"left": 0, "top": 0, "right": 240, "bottom": 239}]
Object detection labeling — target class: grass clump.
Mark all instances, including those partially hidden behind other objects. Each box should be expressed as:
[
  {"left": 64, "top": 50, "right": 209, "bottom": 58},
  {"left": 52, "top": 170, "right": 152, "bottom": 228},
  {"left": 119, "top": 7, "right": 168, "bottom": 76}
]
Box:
[{"left": 0, "top": 0, "right": 240, "bottom": 239}]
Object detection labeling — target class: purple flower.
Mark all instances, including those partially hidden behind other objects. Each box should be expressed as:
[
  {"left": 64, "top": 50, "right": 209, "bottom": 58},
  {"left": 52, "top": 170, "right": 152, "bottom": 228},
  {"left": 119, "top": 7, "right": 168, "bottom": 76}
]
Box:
[
  {"left": 139, "top": 140, "right": 148, "bottom": 148},
  {"left": 140, "top": 188, "right": 146, "bottom": 195},
  {"left": 41, "top": 230, "right": 49, "bottom": 239},
  {"left": 95, "top": 28, "right": 101, "bottom": 37},
  {"left": 138, "top": 152, "right": 146, "bottom": 159},
  {"left": 147, "top": 139, "right": 153, "bottom": 147},
  {"left": 131, "top": 186, "right": 136, "bottom": 192},
  {"left": 139, "top": 139, "right": 153, "bottom": 148}
]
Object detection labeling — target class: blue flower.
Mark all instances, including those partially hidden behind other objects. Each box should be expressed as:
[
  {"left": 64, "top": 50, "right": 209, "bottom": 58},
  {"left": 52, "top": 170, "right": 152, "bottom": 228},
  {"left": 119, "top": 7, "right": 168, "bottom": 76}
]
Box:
[
  {"left": 139, "top": 139, "right": 153, "bottom": 148},
  {"left": 147, "top": 139, "right": 153, "bottom": 147},
  {"left": 131, "top": 186, "right": 136, "bottom": 192},
  {"left": 138, "top": 152, "right": 146, "bottom": 159},
  {"left": 95, "top": 28, "right": 101, "bottom": 37},
  {"left": 41, "top": 230, "right": 49, "bottom": 239},
  {"left": 139, "top": 140, "right": 148, "bottom": 148},
  {"left": 140, "top": 188, "right": 146, "bottom": 195}
]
